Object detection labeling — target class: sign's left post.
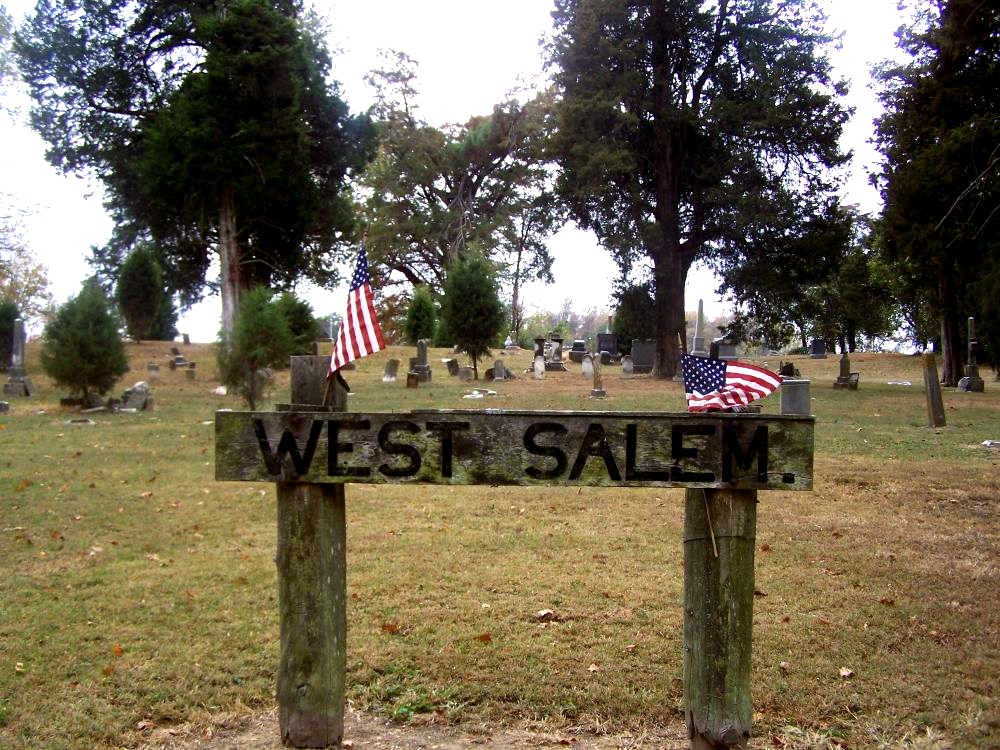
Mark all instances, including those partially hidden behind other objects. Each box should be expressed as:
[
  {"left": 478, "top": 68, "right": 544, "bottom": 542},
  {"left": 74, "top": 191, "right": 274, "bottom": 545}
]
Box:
[{"left": 275, "top": 356, "right": 347, "bottom": 748}]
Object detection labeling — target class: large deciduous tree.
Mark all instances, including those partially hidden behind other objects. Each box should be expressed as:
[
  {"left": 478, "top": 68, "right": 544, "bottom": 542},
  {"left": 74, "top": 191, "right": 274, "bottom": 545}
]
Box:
[
  {"left": 873, "top": 0, "right": 999, "bottom": 384},
  {"left": 359, "top": 52, "right": 561, "bottom": 332},
  {"left": 549, "top": 0, "right": 850, "bottom": 377},
  {"left": 16, "top": 0, "right": 376, "bottom": 332}
]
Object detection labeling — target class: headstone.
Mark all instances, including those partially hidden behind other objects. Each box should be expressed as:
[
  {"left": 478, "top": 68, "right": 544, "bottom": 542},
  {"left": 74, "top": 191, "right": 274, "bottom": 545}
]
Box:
[
  {"left": 590, "top": 354, "right": 606, "bottom": 399},
  {"left": 581, "top": 354, "right": 594, "bottom": 379},
  {"left": 186, "top": 362, "right": 196, "bottom": 380},
  {"left": 0, "top": 401, "right": 9, "bottom": 413},
  {"left": 533, "top": 337, "right": 546, "bottom": 360},
  {"left": 809, "top": 339, "right": 827, "bottom": 359},
  {"left": 410, "top": 339, "right": 432, "bottom": 383},
  {"left": 621, "top": 354, "right": 634, "bottom": 379},
  {"left": 122, "top": 381, "right": 152, "bottom": 410},
  {"left": 692, "top": 299, "right": 708, "bottom": 357},
  {"left": 147, "top": 362, "right": 160, "bottom": 380},
  {"left": 504, "top": 333, "right": 515, "bottom": 348},
  {"left": 596, "top": 333, "right": 617, "bottom": 359},
  {"left": 533, "top": 355, "right": 545, "bottom": 379},
  {"left": 545, "top": 337, "right": 567, "bottom": 372},
  {"left": 780, "top": 379, "right": 811, "bottom": 415},
  {"left": 833, "top": 352, "right": 855, "bottom": 390},
  {"left": 458, "top": 367, "right": 474, "bottom": 382},
  {"left": 957, "top": 317, "right": 985, "bottom": 392},
  {"left": 406, "top": 372, "right": 419, "bottom": 388},
  {"left": 446, "top": 358, "right": 460, "bottom": 377},
  {"left": 630, "top": 340, "right": 655, "bottom": 374},
  {"left": 923, "top": 354, "right": 946, "bottom": 427},
  {"left": 382, "top": 359, "right": 400, "bottom": 382},
  {"left": 3, "top": 317, "right": 34, "bottom": 397},
  {"left": 600, "top": 351, "right": 612, "bottom": 366},
  {"left": 493, "top": 360, "right": 506, "bottom": 381},
  {"left": 716, "top": 340, "right": 738, "bottom": 360},
  {"left": 182, "top": 333, "right": 191, "bottom": 345},
  {"left": 568, "top": 340, "right": 588, "bottom": 363}
]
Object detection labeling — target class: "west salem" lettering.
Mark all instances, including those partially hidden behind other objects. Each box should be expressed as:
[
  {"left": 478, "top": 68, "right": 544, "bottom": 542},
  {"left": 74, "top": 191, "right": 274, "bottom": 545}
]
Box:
[{"left": 244, "top": 413, "right": 790, "bottom": 488}]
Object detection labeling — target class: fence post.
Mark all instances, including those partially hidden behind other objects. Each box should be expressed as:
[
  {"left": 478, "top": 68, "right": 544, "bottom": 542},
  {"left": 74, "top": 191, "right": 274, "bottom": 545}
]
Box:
[{"left": 276, "top": 356, "right": 347, "bottom": 747}]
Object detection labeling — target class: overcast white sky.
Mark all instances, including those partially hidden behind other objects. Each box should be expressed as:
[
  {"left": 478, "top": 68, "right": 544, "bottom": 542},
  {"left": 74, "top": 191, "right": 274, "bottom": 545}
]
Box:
[{"left": 1, "top": 0, "right": 906, "bottom": 341}]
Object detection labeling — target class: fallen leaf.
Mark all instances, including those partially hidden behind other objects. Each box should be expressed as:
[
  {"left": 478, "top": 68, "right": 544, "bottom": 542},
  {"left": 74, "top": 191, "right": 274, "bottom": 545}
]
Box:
[
  {"left": 135, "top": 720, "right": 154, "bottom": 731},
  {"left": 14, "top": 662, "right": 24, "bottom": 674},
  {"left": 818, "top": 617, "right": 831, "bottom": 625},
  {"left": 624, "top": 644, "right": 637, "bottom": 653},
  {"left": 101, "top": 664, "right": 115, "bottom": 676},
  {"left": 381, "top": 622, "right": 400, "bottom": 634},
  {"left": 140, "top": 491, "right": 154, "bottom": 499},
  {"left": 779, "top": 661, "right": 791, "bottom": 673},
  {"left": 50, "top": 530, "right": 64, "bottom": 541},
  {"left": 879, "top": 598, "right": 895, "bottom": 606},
  {"left": 754, "top": 589, "right": 768, "bottom": 597},
  {"left": 760, "top": 543, "right": 772, "bottom": 552},
  {"left": 587, "top": 663, "right": 600, "bottom": 673},
  {"left": 558, "top": 738, "right": 577, "bottom": 745},
  {"left": 838, "top": 666, "right": 854, "bottom": 679},
  {"left": 112, "top": 644, "right": 124, "bottom": 657},
  {"left": 475, "top": 632, "right": 492, "bottom": 643},
  {"left": 536, "top": 609, "right": 556, "bottom": 622},
  {"left": 342, "top": 741, "right": 354, "bottom": 749},
  {"left": 16, "top": 479, "right": 32, "bottom": 491}
]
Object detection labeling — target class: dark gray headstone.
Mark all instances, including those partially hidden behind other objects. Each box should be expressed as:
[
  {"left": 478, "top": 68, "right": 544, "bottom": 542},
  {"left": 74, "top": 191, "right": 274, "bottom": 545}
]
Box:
[
  {"left": 596, "top": 333, "right": 617, "bottom": 358},
  {"left": 809, "top": 339, "right": 827, "bottom": 359},
  {"left": 446, "top": 358, "right": 460, "bottom": 376},
  {"left": 630, "top": 340, "right": 655, "bottom": 374}
]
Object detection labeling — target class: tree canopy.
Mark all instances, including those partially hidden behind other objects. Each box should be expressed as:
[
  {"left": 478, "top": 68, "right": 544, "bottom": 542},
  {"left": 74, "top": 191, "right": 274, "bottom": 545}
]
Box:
[
  {"left": 16, "top": 0, "right": 376, "bottom": 331},
  {"left": 873, "top": 0, "right": 999, "bottom": 382},
  {"left": 359, "top": 52, "right": 560, "bottom": 335},
  {"left": 549, "top": 0, "right": 850, "bottom": 377},
  {"left": 116, "top": 243, "right": 177, "bottom": 341}
]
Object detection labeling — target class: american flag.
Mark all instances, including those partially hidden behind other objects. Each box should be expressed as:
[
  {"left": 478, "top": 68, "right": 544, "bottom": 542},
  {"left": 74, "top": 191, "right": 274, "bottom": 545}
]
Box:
[
  {"left": 681, "top": 353, "right": 781, "bottom": 412},
  {"left": 329, "top": 245, "right": 385, "bottom": 373}
]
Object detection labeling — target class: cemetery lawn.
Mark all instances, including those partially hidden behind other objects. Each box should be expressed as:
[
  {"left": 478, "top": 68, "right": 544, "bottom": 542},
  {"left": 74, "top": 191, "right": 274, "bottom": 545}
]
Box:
[{"left": 0, "top": 343, "right": 997, "bottom": 750}]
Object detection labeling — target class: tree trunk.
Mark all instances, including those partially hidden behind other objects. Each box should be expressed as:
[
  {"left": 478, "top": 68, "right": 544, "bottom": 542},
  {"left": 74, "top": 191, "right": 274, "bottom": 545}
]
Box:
[
  {"left": 938, "top": 274, "right": 962, "bottom": 387},
  {"left": 219, "top": 187, "right": 241, "bottom": 335},
  {"left": 652, "top": 244, "right": 687, "bottom": 379}
]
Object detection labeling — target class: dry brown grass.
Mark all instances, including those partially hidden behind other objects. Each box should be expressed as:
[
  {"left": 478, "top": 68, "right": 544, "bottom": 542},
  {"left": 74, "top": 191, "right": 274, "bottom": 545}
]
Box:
[{"left": 1, "top": 343, "right": 997, "bottom": 749}]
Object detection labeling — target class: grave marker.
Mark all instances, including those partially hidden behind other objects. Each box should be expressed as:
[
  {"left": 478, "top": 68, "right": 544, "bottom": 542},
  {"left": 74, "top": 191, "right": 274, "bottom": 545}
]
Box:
[
  {"left": 957, "top": 317, "right": 985, "bottom": 392},
  {"left": 3, "top": 318, "right": 34, "bottom": 397}
]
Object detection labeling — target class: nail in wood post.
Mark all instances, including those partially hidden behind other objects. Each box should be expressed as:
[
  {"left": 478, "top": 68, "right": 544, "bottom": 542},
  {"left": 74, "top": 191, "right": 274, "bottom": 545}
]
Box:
[
  {"left": 277, "top": 356, "right": 347, "bottom": 747},
  {"left": 683, "top": 487, "right": 756, "bottom": 749}
]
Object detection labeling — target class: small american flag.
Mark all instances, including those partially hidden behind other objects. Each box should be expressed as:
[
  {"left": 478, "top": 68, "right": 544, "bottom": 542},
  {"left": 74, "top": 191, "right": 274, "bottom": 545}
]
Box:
[
  {"left": 681, "top": 353, "right": 781, "bottom": 412},
  {"left": 329, "top": 245, "right": 385, "bottom": 373}
]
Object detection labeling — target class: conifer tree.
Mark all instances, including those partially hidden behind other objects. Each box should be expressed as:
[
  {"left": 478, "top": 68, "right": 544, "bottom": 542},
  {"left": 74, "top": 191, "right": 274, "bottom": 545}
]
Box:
[
  {"left": 403, "top": 286, "right": 437, "bottom": 344},
  {"left": 40, "top": 280, "right": 129, "bottom": 402},
  {"left": 216, "top": 287, "right": 291, "bottom": 409},
  {"left": 440, "top": 256, "right": 504, "bottom": 379},
  {"left": 116, "top": 244, "right": 177, "bottom": 341}
]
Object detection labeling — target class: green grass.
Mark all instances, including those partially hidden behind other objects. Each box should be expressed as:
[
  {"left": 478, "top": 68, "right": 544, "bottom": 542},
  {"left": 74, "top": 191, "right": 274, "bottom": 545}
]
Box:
[{"left": 0, "top": 343, "right": 997, "bottom": 749}]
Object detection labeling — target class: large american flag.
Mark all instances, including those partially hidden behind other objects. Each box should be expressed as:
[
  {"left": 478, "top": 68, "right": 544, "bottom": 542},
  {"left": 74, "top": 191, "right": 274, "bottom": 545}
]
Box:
[
  {"left": 329, "top": 245, "right": 385, "bottom": 373},
  {"left": 681, "top": 353, "right": 781, "bottom": 412}
]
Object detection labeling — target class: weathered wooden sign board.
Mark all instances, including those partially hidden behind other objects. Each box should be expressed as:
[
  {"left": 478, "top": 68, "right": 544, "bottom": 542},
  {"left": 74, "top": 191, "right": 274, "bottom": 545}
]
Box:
[{"left": 215, "top": 409, "right": 814, "bottom": 490}]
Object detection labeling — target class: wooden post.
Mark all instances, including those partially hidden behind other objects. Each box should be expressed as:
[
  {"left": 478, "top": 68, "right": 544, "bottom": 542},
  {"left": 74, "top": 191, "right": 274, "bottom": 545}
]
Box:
[
  {"left": 683, "top": 488, "right": 757, "bottom": 749},
  {"left": 277, "top": 356, "right": 347, "bottom": 747},
  {"left": 922, "top": 354, "right": 946, "bottom": 427}
]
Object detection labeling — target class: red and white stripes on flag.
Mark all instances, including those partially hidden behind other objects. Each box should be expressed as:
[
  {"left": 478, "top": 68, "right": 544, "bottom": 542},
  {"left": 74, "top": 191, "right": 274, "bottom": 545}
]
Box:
[
  {"left": 329, "top": 245, "right": 385, "bottom": 373},
  {"left": 681, "top": 354, "right": 781, "bottom": 412}
]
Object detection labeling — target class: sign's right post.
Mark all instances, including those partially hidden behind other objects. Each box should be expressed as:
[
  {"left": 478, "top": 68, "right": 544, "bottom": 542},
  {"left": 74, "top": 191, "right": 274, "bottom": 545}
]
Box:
[{"left": 683, "top": 487, "right": 757, "bottom": 749}]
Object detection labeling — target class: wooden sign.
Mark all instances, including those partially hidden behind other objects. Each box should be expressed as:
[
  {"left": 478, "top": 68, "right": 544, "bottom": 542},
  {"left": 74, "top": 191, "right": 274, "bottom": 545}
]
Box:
[{"left": 216, "top": 409, "right": 813, "bottom": 490}]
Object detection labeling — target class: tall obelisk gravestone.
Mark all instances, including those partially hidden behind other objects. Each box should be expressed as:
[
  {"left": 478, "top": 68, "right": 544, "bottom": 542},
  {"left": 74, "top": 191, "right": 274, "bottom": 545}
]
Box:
[{"left": 4, "top": 318, "right": 35, "bottom": 397}]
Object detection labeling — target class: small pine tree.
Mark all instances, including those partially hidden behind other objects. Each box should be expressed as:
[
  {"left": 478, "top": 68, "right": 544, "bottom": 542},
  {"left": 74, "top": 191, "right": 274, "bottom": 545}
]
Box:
[
  {"left": 116, "top": 244, "right": 177, "bottom": 341},
  {"left": 403, "top": 286, "right": 437, "bottom": 344},
  {"left": 40, "top": 280, "right": 130, "bottom": 401},
  {"left": 273, "top": 292, "right": 319, "bottom": 356},
  {"left": 440, "top": 255, "right": 505, "bottom": 379},
  {"left": 0, "top": 300, "right": 18, "bottom": 372},
  {"left": 217, "top": 287, "right": 292, "bottom": 409}
]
